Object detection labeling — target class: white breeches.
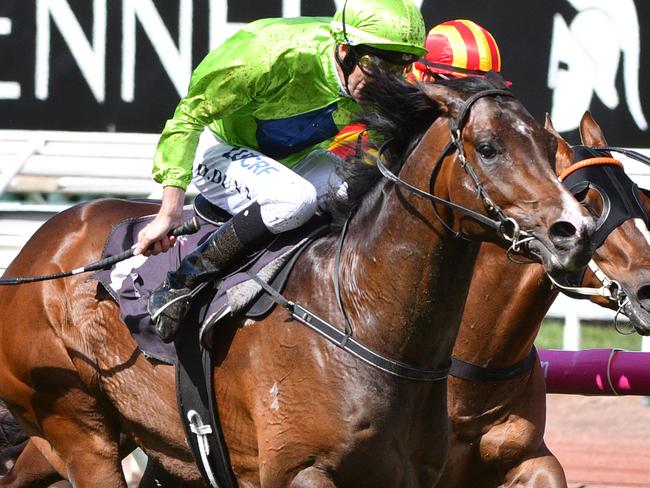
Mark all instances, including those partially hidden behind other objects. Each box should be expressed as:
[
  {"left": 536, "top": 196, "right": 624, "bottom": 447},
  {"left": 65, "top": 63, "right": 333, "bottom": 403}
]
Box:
[{"left": 192, "top": 142, "right": 344, "bottom": 234}]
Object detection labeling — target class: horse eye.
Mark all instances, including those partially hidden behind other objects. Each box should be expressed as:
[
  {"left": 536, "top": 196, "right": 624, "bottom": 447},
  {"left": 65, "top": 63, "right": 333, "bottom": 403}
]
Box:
[{"left": 477, "top": 143, "right": 497, "bottom": 160}]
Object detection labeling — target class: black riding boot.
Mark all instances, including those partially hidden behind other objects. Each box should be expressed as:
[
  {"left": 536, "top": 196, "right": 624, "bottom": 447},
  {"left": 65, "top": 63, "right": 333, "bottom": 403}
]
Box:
[{"left": 149, "top": 202, "right": 273, "bottom": 343}]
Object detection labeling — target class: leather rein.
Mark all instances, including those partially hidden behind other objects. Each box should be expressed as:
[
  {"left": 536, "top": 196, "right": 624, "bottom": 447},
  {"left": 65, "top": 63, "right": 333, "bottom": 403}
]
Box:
[{"left": 253, "top": 88, "right": 547, "bottom": 382}]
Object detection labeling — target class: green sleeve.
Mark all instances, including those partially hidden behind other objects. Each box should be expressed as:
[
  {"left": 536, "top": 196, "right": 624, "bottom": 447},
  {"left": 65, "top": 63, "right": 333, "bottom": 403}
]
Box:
[{"left": 152, "top": 31, "right": 281, "bottom": 189}]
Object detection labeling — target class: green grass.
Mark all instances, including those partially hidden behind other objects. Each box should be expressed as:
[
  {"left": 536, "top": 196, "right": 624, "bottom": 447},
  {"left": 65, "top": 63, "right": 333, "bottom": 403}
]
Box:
[{"left": 535, "top": 319, "right": 643, "bottom": 350}]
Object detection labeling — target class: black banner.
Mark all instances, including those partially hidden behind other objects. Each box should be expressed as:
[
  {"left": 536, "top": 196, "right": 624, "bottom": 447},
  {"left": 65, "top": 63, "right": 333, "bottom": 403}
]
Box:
[{"left": 1, "top": 0, "right": 649, "bottom": 146}]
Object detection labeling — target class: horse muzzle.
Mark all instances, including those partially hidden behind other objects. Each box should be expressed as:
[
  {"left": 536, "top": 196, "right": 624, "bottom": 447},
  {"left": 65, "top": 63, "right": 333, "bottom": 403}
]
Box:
[{"left": 528, "top": 215, "right": 596, "bottom": 276}]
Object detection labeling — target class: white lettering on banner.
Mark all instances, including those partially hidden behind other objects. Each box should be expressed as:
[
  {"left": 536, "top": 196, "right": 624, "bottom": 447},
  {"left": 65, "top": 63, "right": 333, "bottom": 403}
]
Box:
[
  {"left": 121, "top": 0, "right": 193, "bottom": 101},
  {"left": 548, "top": 0, "right": 647, "bottom": 132},
  {"left": 0, "top": 17, "right": 11, "bottom": 35},
  {"left": 0, "top": 17, "right": 20, "bottom": 100},
  {"left": 209, "top": 0, "right": 243, "bottom": 50},
  {"left": 283, "top": 0, "right": 301, "bottom": 18},
  {"left": 31, "top": 0, "right": 435, "bottom": 104},
  {"left": 35, "top": 0, "right": 106, "bottom": 102}
]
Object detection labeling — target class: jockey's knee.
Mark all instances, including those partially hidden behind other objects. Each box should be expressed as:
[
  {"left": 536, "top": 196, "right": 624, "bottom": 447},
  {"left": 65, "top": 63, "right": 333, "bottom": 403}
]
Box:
[{"left": 259, "top": 181, "right": 318, "bottom": 234}]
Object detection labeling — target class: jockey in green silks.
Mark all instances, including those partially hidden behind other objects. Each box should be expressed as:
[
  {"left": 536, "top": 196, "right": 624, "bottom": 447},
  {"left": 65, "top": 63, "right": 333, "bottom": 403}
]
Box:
[{"left": 135, "top": 0, "right": 427, "bottom": 343}]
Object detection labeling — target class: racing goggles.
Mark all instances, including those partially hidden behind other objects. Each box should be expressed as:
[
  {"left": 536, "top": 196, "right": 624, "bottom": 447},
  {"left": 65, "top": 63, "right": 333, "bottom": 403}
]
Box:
[{"left": 354, "top": 45, "right": 419, "bottom": 76}]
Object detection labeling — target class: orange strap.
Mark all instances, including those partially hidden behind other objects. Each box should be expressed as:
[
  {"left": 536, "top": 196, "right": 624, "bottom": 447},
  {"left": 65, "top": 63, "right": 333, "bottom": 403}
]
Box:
[{"left": 559, "top": 157, "right": 624, "bottom": 181}]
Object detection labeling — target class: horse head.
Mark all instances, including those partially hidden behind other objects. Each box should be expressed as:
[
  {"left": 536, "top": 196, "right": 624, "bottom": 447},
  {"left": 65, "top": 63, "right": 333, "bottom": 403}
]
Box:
[
  {"left": 546, "top": 110, "right": 650, "bottom": 334},
  {"left": 399, "top": 73, "right": 597, "bottom": 278}
]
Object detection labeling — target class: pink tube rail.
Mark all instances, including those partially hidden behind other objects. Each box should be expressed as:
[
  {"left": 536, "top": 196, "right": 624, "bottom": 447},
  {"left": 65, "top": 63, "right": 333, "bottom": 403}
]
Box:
[{"left": 538, "top": 348, "right": 650, "bottom": 395}]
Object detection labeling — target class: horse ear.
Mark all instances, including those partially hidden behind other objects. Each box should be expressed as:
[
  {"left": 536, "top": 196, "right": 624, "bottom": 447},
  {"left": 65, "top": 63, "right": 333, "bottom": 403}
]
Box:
[
  {"left": 420, "top": 83, "right": 463, "bottom": 117},
  {"left": 544, "top": 112, "right": 560, "bottom": 137},
  {"left": 544, "top": 113, "right": 573, "bottom": 174},
  {"left": 579, "top": 111, "right": 608, "bottom": 147}
]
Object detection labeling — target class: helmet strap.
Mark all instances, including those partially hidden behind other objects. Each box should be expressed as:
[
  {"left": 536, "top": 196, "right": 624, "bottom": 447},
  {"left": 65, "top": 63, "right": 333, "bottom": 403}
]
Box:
[
  {"left": 341, "top": 0, "right": 350, "bottom": 44},
  {"left": 335, "top": 45, "right": 358, "bottom": 97}
]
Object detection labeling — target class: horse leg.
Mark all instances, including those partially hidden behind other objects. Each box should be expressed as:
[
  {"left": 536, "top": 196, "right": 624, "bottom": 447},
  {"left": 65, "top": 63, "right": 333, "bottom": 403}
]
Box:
[
  {"left": 500, "top": 444, "right": 567, "bottom": 488},
  {"left": 21, "top": 385, "right": 126, "bottom": 488},
  {"left": 40, "top": 417, "right": 125, "bottom": 488},
  {"left": 0, "top": 439, "right": 63, "bottom": 488}
]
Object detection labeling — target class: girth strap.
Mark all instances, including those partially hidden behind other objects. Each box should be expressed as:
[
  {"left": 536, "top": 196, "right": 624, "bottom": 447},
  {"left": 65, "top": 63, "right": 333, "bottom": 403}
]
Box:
[
  {"left": 449, "top": 347, "right": 538, "bottom": 381},
  {"left": 174, "top": 295, "right": 238, "bottom": 488}
]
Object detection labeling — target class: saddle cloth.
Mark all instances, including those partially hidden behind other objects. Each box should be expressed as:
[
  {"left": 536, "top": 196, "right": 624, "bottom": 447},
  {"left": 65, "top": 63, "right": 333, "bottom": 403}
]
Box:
[{"left": 94, "top": 200, "right": 327, "bottom": 364}]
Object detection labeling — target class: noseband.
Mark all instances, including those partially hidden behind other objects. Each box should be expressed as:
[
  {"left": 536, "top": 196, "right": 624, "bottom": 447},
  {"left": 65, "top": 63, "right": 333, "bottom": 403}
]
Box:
[
  {"left": 376, "top": 88, "right": 531, "bottom": 252},
  {"left": 550, "top": 146, "right": 650, "bottom": 317}
]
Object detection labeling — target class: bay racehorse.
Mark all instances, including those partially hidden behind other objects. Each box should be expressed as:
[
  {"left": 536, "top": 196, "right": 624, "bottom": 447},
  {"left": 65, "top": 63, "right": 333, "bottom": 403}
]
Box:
[
  {"left": 0, "top": 74, "right": 594, "bottom": 487},
  {"left": 437, "top": 111, "right": 650, "bottom": 488}
]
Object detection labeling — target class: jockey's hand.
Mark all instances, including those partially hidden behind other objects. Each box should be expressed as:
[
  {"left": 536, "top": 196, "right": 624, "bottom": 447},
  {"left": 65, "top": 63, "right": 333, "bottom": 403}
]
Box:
[{"left": 134, "top": 186, "right": 186, "bottom": 257}]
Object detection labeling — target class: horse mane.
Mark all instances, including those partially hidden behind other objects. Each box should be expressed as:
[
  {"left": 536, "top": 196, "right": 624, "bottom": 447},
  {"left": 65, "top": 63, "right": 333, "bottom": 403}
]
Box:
[{"left": 328, "top": 71, "right": 511, "bottom": 227}]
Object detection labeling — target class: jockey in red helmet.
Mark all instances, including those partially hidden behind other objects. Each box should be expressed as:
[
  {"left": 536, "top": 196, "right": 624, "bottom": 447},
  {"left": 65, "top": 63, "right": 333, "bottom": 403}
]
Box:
[{"left": 410, "top": 19, "right": 503, "bottom": 82}]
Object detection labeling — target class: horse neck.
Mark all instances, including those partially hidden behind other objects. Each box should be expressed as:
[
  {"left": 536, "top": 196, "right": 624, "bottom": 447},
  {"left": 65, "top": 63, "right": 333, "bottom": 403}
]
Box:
[
  {"left": 339, "top": 158, "right": 481, "bottom": 371},
  {"left": 453, "top": 242, "right": 560, "bottom": 367}
]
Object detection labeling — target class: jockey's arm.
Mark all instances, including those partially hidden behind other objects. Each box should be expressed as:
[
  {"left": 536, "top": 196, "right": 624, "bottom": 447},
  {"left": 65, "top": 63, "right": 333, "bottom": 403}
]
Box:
[
  {"left": 134, "top": 185, "right": 186, "bottom": 256},
  {"left": 139, "top": 36, "right": 274, "bottom": 255}
]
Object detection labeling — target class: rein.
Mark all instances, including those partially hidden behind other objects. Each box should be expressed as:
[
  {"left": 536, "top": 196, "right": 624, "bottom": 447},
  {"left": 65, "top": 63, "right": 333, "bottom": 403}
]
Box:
[
  {"left": 250, "top": 88, "right": 527, "bottom": 382},
  {"left": 376, "top": 88, "right": 531, "bottom": 252}
]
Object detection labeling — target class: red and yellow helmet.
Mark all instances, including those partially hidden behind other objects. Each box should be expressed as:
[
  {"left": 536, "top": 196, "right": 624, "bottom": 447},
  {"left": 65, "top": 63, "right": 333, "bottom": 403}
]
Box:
[{"left": 411, "top": 19, "right": 502, "bottom": 82}]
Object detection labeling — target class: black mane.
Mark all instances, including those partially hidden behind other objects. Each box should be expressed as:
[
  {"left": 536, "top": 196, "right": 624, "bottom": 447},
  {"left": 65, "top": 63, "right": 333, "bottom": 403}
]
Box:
[{"left": 329, "top": 70, "right": 510, "bottom": 225}]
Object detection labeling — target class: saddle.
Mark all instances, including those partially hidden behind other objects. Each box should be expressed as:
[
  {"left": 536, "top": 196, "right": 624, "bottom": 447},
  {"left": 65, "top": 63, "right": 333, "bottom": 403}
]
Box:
[{"left": 94, "top": 194, "right": 328, "bottom": 363}]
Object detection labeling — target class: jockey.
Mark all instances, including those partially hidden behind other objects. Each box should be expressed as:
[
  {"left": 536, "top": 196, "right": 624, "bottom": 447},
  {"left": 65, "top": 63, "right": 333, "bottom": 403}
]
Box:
[
  {"left": 411, "top": 19, "right": 502, "bottom": 82},
  {"left": 136, "top": 0, "right": 427, "bottom": 343},
  {"left": 329, "top": 19, "right": 504, "bottom": 161}
]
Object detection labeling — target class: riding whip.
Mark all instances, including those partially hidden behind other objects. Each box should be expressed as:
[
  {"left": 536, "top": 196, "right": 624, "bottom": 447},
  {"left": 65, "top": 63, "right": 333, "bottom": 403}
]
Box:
[{"left": 0, "top": 216, "right": 201, "bottom": 285}]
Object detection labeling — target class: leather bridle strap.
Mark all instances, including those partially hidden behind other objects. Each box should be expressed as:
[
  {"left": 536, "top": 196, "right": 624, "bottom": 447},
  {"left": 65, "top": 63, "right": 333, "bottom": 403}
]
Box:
[
  {"left": 246, "top": 271, "right": 450, "bottom": 382},
  {"left": 449, "top": 346, "right": 538, "bottom": 381},
  {"left": 376, "top": 153, "right": 502, "bottom": 231},
  {"left": 376, "top": 88, "right": 526, "bottom": 244}
]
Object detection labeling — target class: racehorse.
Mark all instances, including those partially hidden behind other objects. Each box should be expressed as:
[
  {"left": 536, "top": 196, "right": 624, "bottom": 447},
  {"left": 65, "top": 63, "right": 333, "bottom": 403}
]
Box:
[
  {"left": 437, "top": 111, "right": 650, "bottom": 488},
  {"left": 0, "top": 74, "right": 594, "bottom": 487}
]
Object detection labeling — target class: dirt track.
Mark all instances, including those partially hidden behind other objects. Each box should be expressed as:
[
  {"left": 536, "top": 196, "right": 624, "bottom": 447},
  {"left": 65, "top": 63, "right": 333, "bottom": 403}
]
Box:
[{"left": 545, "top": 394, "right": 650, "bottom": 487}]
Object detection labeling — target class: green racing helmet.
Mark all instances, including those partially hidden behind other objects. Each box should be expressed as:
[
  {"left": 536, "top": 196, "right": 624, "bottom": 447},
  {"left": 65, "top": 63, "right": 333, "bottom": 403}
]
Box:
[{"left": 330, "top": 0, "right": 427, "bottom": 58}]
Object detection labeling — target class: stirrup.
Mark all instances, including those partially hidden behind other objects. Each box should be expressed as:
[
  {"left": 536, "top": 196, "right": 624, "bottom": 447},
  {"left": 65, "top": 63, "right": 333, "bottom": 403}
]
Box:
[
  {"left": 150, "top": 291, "right": 193, "bottom": 323},
  {"left": 150, "top": 282, "right": 211, "bottom": 343}
]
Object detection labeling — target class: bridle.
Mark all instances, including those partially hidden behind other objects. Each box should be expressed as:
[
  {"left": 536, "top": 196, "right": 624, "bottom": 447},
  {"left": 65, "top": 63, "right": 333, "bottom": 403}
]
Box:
[
  {"left": 253, "top": 87, "right": 539, "bottom": 382},
  {"left": 376, "top": 88, "right": 533, "bottom": 254},
  {"left": 549, "top": 146, "right": 650, "bottom": 330},
  {"left": 452, "top": 145, "right": 650, "bottom": 381}
]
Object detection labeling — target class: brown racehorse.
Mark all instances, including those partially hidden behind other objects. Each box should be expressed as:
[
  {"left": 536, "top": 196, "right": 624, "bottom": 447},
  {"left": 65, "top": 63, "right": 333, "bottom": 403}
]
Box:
[
  {"left": 437, "top": 111, "right": 650, "bottom": 488},
  {"left": 0, "top": 75, "right": 594, "bottom": 487},
  {"left": 2, "top": 112, "right": 648, "bottom": 488}
]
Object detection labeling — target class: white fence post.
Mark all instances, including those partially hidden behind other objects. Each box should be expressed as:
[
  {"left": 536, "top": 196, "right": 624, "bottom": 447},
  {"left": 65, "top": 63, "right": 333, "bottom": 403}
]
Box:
[
  {"left": 0, "top": 139, "right": 43, "bottom": 196},
  {"left": 562, "top": 305, "right": 581, "bottom": 350},
  {"left": 642, "top": 335, "right": 650, "bottom": 352}
]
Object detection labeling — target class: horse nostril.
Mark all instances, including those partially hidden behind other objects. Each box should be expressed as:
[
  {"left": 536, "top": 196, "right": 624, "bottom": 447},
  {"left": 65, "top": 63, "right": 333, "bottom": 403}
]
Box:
[
  {"left": 637, "top": 285, "right": 650, "bottom": 312},
  {"left": 549, "top": 221, "right": 578, "bottom": 245}
]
